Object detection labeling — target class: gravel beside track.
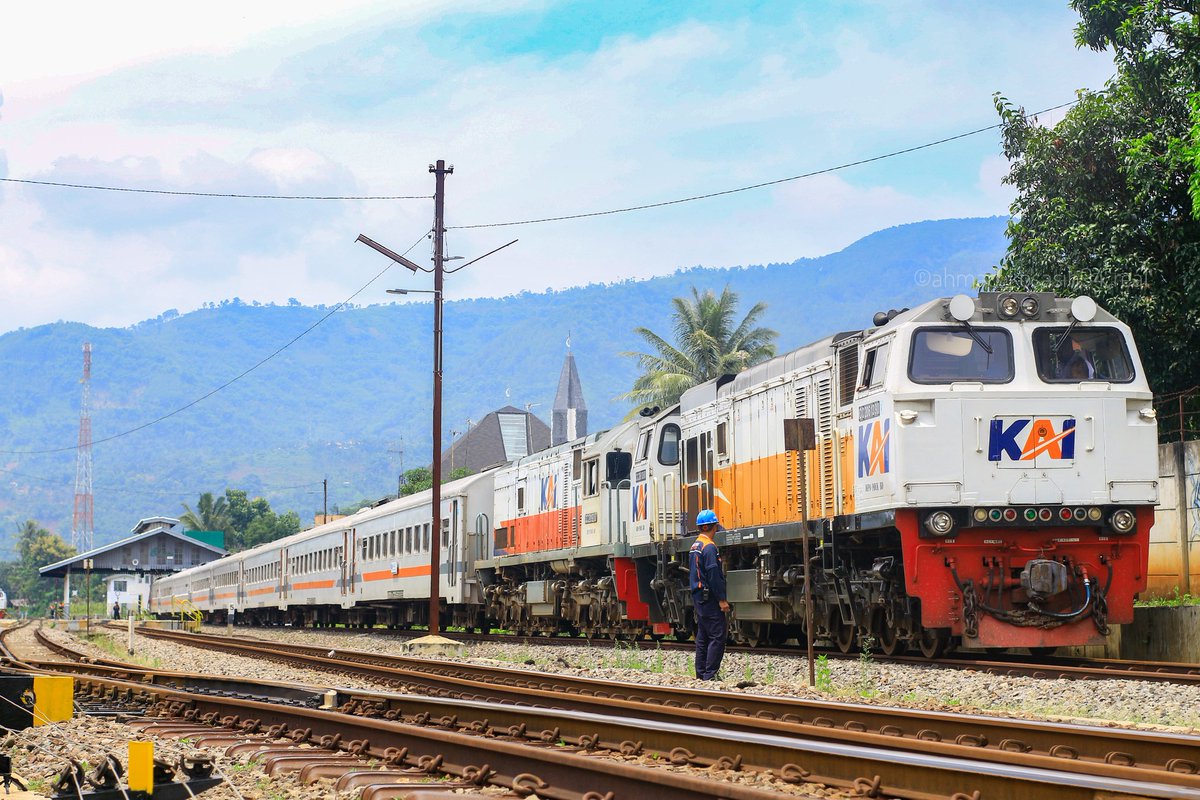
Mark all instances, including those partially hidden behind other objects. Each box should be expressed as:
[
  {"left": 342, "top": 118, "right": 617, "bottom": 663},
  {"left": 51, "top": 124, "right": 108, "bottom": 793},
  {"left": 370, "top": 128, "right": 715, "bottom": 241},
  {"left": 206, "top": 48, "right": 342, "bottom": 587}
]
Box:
[{"left": 99, "top": 624, "right": 1200, "bottom": 732}]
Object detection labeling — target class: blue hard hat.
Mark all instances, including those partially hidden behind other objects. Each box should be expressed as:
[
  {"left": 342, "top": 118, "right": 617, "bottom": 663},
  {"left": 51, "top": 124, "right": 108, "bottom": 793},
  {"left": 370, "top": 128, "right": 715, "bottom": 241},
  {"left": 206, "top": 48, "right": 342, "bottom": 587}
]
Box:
[{"left": 696, "top": 509, "right": 718, "bottom": 526}]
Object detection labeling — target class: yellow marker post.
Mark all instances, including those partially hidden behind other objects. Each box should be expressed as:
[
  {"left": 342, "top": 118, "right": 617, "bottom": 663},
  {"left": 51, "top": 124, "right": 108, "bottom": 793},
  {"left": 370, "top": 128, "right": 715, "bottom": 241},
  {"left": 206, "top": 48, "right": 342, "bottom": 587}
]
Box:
[
  {"left": 31, "top": 676, "right": 73, "bottom": 726},
  {"left": 128, "top": 740, "right": 154, "bottom": 793}
]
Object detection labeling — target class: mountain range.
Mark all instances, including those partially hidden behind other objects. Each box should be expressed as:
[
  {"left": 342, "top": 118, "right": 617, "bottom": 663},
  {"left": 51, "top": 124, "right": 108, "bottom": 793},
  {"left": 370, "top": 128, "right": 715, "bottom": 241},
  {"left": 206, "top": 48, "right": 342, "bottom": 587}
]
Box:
[{"left": 0, "top": 216, "right": 1008, "bottom": 554}]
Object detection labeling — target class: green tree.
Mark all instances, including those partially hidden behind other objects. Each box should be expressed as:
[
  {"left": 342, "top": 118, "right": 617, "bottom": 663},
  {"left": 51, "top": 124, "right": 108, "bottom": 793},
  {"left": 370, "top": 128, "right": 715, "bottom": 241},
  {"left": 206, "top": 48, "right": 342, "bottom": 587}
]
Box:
[
  {"left": 985, "top": 1, "right": 1200, "bottom": 395},
  {"left": 5, "top": 520, "right": 75, "bottom": 614},
  {"left": 620, "top": 286, "right": 777, "bottom": 413},
  {"left": 180, "top": 492, "right": 233, "bottom": 537},
  {"left": 397, "top": 466, "right": 472, "bottom": 497},
  {"left": 243, "top": 509, "right": 301, "bottom": 549}
]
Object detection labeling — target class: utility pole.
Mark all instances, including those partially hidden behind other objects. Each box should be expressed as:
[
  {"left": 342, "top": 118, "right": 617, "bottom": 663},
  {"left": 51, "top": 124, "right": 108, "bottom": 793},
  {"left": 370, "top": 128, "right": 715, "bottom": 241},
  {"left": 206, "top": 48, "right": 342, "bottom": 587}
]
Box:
[
  {"left": 429, "top": 158, "right": 452, "bottom": 638},
  {"left": 323, "top": 477, "right": 328, "bottom": 523},
  {"left": 389, "top": 438, "right": 406, "bottom": 497}
]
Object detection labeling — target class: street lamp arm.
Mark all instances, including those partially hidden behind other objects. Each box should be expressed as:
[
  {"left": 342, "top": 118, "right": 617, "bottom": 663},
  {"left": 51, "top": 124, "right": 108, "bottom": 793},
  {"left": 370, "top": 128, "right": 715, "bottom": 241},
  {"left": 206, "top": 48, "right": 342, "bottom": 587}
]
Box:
[
  {"left": 444, "top": 239, "right": 518, "bottom": 274},
  {"left": 356, "top": 234, "right": 428, "bottom": 272}
]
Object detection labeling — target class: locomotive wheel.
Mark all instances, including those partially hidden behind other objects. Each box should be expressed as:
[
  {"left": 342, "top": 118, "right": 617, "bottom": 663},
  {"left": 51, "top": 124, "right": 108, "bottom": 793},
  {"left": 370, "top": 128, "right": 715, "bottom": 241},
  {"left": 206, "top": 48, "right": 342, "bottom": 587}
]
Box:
[
  {"left": 877, "top": 623, "right": 903, "bottom": 656},
  {"left": 916, "top": 628, "right": 949, "bottom": 659},
  {"left": 834, "top": 624, "right": 856, "bottom": 654},
  {"left": 739, "top": 622, "right": 765, "bottom": 647}
]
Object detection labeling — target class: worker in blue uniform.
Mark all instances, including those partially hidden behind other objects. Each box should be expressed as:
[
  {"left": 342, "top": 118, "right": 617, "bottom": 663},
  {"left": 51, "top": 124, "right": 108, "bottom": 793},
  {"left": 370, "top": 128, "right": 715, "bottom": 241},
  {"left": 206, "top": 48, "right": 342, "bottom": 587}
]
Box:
[{"left": 689, "top": 509, "right": 730, "bottom": 680}]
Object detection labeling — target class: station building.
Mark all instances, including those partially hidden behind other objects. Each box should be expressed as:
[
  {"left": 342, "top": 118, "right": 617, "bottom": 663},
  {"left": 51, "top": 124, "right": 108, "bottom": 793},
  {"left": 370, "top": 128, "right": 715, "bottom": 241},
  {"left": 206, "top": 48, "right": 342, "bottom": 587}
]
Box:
[{"left": 39, "top": 516, "right": 227, "bottom": 617}]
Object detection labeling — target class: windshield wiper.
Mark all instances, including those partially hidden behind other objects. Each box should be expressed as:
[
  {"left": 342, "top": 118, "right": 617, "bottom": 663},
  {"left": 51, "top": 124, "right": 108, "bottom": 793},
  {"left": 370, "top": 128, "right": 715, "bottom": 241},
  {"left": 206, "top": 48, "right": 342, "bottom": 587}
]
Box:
[{"left": 956, "top": 318, "right": 993, "bottom": 355}]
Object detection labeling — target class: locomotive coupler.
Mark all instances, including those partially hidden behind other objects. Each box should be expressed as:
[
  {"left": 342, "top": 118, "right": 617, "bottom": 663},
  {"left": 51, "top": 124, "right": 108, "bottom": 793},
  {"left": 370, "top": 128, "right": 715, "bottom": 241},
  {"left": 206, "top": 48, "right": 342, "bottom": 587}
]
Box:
[{"left": 1020, "top": 559, "right": 1072, "bottom": 602}]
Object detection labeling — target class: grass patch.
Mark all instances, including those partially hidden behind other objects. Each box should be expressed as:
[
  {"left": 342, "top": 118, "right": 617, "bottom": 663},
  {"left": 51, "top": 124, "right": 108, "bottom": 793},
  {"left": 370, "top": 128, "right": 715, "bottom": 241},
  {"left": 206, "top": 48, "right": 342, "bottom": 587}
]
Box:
[{"left": 1136, "top": 587, "right": 1200, "bottom": 607}]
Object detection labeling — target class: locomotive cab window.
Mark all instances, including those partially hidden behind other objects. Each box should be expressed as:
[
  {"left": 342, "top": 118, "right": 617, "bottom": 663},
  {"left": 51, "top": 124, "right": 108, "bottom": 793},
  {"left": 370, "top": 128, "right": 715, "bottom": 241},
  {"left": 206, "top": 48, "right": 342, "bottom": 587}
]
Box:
[
  {"left": 583, "top": 459, "right": 600, "bottom": 497},
  {"left": 1033, "top": 327, "right": 1134, "bottom": 383},
  {"left": 636, "top": 431, "right": 651, "bottom": 462},
  {"left": 859, "top": 343, "right": 889, "bottom": 390},
  {"left": 909, "top": 327, "right": 1013, "bottom": 383},
  {"left": 658, "top": 423, "right": 681, "bottom": 466}
]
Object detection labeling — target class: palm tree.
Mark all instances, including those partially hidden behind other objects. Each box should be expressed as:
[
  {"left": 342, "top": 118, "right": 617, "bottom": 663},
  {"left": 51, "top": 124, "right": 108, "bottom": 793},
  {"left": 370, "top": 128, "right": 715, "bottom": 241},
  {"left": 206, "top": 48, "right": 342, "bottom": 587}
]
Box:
[
  {"left": 621, "top": 286, "right": 778, "bottom": 413},
  {"left": 180, "top": 491, "right": 233, "bottom": 534}
]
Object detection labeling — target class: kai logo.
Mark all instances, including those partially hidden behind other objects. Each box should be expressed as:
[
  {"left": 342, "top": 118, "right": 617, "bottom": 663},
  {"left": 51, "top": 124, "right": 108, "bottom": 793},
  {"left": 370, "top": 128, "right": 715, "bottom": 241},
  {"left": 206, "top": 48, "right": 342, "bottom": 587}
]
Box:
[
  {"left": 988, "top": 418, "right": 1076, "bottom": 462},
  {"left": 857, "top": 419, "right": 891, "bottom": 477},
  {"left": 539, "top": 474, "right": 557, "bottom": 512},
  {"left": 632, "top": 483, "right": 648, "bottom": 522}
]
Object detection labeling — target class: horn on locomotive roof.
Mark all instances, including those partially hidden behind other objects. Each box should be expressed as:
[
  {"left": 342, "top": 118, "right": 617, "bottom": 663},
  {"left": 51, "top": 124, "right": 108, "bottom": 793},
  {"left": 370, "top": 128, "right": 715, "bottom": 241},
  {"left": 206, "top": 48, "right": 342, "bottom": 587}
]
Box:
[{"left": 871, "top": 307, "right": 910, "bottom": 327}]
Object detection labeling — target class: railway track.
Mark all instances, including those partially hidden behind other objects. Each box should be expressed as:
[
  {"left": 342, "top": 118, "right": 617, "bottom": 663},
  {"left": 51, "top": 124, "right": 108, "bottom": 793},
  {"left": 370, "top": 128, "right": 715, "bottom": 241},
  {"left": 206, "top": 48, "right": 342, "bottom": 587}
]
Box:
[
  {"left": 211, "top": 623, "right": 1200, "bottom": 684},
  {"left": 6, "top": 622, "right": 1200, "bottom": 799},
  {"left": 58, "top": 624, "right": 1199, "bottom": 794}
]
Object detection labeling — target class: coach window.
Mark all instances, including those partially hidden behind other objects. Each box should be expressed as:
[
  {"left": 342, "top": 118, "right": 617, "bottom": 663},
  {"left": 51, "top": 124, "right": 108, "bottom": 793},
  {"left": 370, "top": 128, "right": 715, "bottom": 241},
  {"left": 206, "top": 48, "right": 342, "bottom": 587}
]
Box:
[
  {"left": 716, "top": 422, "right": 728, "bottom": 459},
  {"left": 423, "top": 523, "right": 431, "bottom": 551},
  {"left": 909, "top": 327, "right": 1013, "bottom": 383},
  {"left": 441, "top": 518, "right": 450, "bottom": 548},
  {"left": 583, "top": 459, "right": 600, "bottom": 497},
  {"left": 517, "top": 485, "right": 526, "bottom": 512},
  {"left": 658, "top": 423, "right": 681, "bottom": 466}
]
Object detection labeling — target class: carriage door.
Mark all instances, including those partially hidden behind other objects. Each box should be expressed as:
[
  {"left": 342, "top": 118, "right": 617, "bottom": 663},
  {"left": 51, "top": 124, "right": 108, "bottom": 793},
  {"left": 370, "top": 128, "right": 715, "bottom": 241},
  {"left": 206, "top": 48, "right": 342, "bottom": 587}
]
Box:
[
  {"left": 343, "top": 529, "right": 356, "bottom": 595},
  {"left": 681, "top": 430, "right": 714, "bottom": 533},
  {"left": 279, "top": 548, "right": 289, "bottom": 602},
  {"left": 448, "top": 499, "right": 459, "bottom": 589}
]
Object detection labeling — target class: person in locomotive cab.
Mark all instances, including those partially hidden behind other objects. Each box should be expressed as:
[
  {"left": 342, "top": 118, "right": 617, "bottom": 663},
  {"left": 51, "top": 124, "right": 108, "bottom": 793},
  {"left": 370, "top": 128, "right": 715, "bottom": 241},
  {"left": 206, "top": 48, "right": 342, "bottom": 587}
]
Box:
[
  {"left": 1057, "top": 335, "right": 1096, "bottom": 379},
  {"left": 689, "top": 509, "right": 730, "bottom": 681}
]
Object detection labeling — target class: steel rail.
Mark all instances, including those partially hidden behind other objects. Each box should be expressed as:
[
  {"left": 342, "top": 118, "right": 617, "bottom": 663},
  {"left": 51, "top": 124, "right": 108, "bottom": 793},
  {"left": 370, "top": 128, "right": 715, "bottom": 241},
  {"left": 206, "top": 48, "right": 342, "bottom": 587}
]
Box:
[
  {"left": 44, "top": 660, "right": 1200, "bottom": 800},
  {"left": 101, "top": 625, "right": 1200, "bottom": 785}
]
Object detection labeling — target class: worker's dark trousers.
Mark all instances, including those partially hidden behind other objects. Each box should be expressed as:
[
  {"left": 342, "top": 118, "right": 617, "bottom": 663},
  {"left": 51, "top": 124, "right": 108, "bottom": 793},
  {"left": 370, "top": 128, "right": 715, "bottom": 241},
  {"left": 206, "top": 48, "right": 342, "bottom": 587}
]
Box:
[{"left": 693, "top": 595, "right": 727, "bottom": 680}]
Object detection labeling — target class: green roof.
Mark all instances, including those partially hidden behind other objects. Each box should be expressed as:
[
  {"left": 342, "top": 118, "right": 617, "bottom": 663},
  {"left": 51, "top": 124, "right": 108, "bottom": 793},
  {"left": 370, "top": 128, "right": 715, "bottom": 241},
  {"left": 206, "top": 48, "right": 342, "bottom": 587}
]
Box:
[{"left": 184, "top": 530, "right": 225, "bottom": 549}]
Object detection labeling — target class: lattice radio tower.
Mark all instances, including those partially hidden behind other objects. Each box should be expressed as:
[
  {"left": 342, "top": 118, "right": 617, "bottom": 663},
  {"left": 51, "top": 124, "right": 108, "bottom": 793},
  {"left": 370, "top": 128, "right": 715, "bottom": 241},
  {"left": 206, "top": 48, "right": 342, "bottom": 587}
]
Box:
[{"left": 72, "top": 342, "right": 94, "bottom": 553}]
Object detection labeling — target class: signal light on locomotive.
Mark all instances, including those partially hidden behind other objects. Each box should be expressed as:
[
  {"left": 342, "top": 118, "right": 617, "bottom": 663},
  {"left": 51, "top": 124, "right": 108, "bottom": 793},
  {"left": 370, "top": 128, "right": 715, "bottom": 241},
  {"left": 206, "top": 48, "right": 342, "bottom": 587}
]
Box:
[
  {"left": 1059, "top": 508, "right": 1073, "bottom": 521},
  {"left": 1087, "top": 507, "right": 1103, "bottom": 521},
  {"left": 999, "top": 295, "right": 1020, "bottom": 318},
  {"left": 1024, "top": 508, "right": 1039, "bottom": 522},
  {"left": 973, "top": 508, "right": 989, "bottom": 523},
  {"left": 1073, "top": 507, "right": 1089, "bottom": 521},
  {"left": 924, "top": 510, "right": 956, "bottom": 536},
  {"left": 1003, "top": 508, "right": 1018, "bottom": 522},
  {"left": 1037, "top": 508, "right": 1053, "bottom": 522},
  {"left": 1110, "top": 508, "right": 1136, "bottom": 534}
]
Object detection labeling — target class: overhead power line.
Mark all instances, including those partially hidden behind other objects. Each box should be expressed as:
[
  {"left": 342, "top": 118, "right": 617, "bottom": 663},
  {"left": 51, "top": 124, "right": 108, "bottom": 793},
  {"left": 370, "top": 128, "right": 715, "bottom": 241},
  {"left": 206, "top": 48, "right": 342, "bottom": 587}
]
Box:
[
  {"left": 0, "top": 176, "right": 431, "bottom": 200},
  {"left": 449, "top": 101, "right": 1078, "bottom": 230},
  {"left": 0, "top": 230, "right": 432, "bottom": 456},
  {"left": 0, "top": 464, "right": 323, "bottom": 500}
]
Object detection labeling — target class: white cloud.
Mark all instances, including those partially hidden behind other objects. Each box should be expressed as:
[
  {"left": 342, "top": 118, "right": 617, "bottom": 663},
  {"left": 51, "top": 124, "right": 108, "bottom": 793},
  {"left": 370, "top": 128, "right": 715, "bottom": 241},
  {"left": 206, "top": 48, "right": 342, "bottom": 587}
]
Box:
[{"left": 0, "top": 2, "right": 1114, "bottom": 332}]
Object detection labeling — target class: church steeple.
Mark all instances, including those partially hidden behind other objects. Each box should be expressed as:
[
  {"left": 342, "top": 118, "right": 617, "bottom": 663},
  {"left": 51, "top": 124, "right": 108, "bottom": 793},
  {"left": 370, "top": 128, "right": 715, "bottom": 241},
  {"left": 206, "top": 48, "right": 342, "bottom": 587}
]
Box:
[{"left": 552, "top": 341, "right": 587, "bottom": 446}]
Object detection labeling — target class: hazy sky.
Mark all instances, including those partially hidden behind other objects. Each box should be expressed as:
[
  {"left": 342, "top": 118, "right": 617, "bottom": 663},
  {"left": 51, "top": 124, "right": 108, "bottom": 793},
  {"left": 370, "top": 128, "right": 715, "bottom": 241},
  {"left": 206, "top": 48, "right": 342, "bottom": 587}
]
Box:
[{"left": 0, "top": 1, "right": 1113, "bottom": 333}]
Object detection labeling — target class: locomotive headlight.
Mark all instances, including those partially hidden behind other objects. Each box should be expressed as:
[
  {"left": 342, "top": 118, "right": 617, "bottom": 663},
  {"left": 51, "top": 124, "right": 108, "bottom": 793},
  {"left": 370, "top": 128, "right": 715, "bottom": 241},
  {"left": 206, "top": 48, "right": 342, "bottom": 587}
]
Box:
[
  {"left": 999, "top": 295, "right": 1020, "bottom": 318},
  {"left": 1110, "top": 508, "right": 1136, "bottom": 534},
  {"left": 924, "top": 510, "right": 956, "bottom": 536},
  {"left": 1020, "top": 295, "right": 1040, "bottom": 317}
]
